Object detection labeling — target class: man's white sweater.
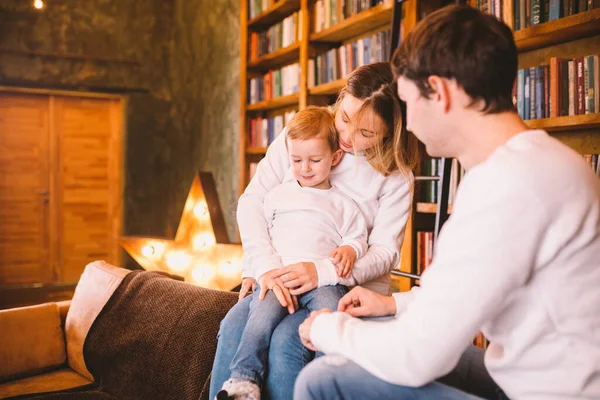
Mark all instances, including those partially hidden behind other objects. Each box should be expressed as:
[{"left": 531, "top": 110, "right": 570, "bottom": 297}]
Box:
[{"left": 311, "top": 130, "right": 600, "bottom": 399}]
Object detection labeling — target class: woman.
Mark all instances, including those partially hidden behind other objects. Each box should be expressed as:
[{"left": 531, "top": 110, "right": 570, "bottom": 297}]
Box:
[{"left": 210, "top": 62, "right": 418, "bottom": 400}]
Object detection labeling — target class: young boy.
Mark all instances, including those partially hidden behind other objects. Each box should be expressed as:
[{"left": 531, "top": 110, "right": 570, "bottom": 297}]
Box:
[{"left": 217, "top": 107, "right": 368, "bottom": 400}]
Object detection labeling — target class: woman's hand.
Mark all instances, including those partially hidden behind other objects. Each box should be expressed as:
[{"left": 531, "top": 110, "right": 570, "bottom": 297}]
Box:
[
  {"left": 337, "top": 286, "right": 397, "bottom": 317},
  {"left": 273, "top": 262, "right": 319, "bottom": 296},
  {"left": 259, "top": 270, "right": 298, "bottom": 314},
  {"left": 238, "top": 277, "right": 256, "bottom": 301},
  {"left": 298, "top": 309, "right": 332, "bottom": 352}
]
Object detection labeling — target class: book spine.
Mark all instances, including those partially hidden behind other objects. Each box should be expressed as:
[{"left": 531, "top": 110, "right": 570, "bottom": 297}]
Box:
[
  {"left": 535, "top": 66, "right": 545, "bottom": 119},
  {"left": 524, "top": 68, "right": 531, "bottom": 119},
  {"left": 550, "top": 58, "right": 559, "bottom": 118},
  {"left": 530, "top": 67, "right": 537, "bottom": 119},
  {"left": 586, "top": 55, "right": 595, "bottom": 114},
  {"left": 518, "top": 69, "right": 525, "bottom": 117},
  {"left": 577, "top": 57, "right": 585, "bottom": 115},
  {"left": 531, "top": 0, "right": 542, "bottom": 25}
]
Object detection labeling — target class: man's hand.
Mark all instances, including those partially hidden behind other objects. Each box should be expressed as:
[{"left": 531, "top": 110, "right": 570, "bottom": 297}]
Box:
[
  {"left": 273, "top": 262, "right": 318, "bottom": 296},
  {"left": 238, "top": 277, "right": 256, "bottom": 301},
  {"left": 298, "top": 309, "right": 332, "bottom": 352},
  {"left": 330, "top": 245, "right": 356, "bottom": 278},
  {"left": 337, "top": 286, "right": 397, "bottom": 317},
  {"left": 259, "top": 270, "right": 298, "bottom": 314}
]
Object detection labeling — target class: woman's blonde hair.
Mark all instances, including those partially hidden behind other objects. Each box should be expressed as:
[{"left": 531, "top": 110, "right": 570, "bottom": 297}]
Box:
[{"left": 332, "top": 62, "right": 419, "bottom": 181}]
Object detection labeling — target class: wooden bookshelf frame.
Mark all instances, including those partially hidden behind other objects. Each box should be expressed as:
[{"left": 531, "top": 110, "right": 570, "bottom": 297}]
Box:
[
  {"left": 248, "top": 0, "right": 301, "bottom": 31},
  {"left": 248, "top": 43, "right": 301, "bottom": 72},
  {"left": 246, "top": 93, "right": 300, "bottom": 112},
  {"left": 525, "top": 114, "right": 600, "bottom": 132},
  {"left": 309, "top": 1, "right": 394, "bottom": 44},
  {"left": 514, "top": 9, "right": 600, "bottom": 52},
  {"left": 309, "top": 77, "right": 346, "bottom": 95}
]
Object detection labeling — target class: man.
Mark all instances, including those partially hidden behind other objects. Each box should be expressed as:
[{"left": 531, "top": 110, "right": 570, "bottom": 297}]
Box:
[{"left": 294, "top": 5, "right": 600, "bottom": 400}]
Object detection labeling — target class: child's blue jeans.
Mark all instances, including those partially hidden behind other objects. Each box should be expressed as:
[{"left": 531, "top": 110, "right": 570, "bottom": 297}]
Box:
[{"left": 228, "top": 284, "right": 348, "bottom": 385}]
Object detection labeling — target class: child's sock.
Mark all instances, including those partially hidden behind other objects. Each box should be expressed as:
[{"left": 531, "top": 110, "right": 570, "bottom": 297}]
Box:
[{"left": 216, "top": 378, "right": 260, "bottom": 400}]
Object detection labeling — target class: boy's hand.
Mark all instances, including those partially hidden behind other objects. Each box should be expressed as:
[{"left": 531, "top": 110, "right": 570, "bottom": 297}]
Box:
[
  {"left": 238, "top": 277, "right": 256, "bottom": 301},
  {"left": 330, "top": 245, "right": 356, "bottom": 278}
]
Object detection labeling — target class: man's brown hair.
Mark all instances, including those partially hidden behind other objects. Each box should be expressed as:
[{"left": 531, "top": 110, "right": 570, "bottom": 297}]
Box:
[
  {"left": 391, "top": 5, "right": 518, "bottom": 114},
  {"left": 286, "top": 106, "right": 338, "bottom": 151}
]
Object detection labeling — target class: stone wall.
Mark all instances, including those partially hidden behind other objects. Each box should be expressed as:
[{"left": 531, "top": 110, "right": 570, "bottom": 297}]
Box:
[{"left": 0, "top": 0, "right": 240, "bottom": 267}]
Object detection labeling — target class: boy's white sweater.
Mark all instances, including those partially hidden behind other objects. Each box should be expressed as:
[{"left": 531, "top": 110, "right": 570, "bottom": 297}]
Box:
[
  {"left": 264, "top": 180, "right": 368, "bottom": 270},
  {"left": 237, "top": 128, "right": 412, "bottom": 295},
  {"left": 311, "top": 130, "right": 600, "bottom": 399}
]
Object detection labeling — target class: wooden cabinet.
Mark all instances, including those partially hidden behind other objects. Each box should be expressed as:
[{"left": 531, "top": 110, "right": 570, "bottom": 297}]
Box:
[{"left": 0, "top": 90, "right": 123, "bottom": 306}]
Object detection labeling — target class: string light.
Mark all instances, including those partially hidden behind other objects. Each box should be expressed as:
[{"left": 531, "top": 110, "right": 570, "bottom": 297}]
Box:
[
  {"left": 193, "top": 202, "right": 208, "bottom": 218},
  {"left": 141, "top": 244, "right": 155, "bottom": 257},
  {"left": 33, "top": 0, "right": 44, "bottom": 10},
  {"left": 120, "top": 172, "right": 244, "bottom": 290}
]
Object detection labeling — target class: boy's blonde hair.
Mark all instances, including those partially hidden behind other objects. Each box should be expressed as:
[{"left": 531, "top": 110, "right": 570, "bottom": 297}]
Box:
[{"left": 286, "top": 106, "right": 338, "bottom": 152}]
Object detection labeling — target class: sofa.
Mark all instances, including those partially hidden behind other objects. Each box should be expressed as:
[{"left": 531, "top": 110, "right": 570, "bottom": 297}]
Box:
[{"left": 0, "top": 261, "right": 238, "bottom": 400}]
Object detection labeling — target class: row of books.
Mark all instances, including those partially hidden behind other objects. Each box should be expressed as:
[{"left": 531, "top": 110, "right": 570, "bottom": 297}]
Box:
[
  {"left": 515, "top": 55, "right": 599, "bottom": 120},
  {"left": 418, "top": 158, "right": 465, "bottom": 205},
  {"left": 313, "top": 0, "right": 385, "bottom": 33},
  {"left": 583, "top": 153, "right": 600, "bottom": 176},
  {"left": 249, "top": 12, "right": 302, "bottom": 61},
  {"left": 248, "top": 111, "right": 297, "bottom": 148},
  {"left": 476, "top": 0, "right": 597, "bottom": 31},
  {"left": 415, "top": 231, "right": 434, "bottom": 276},
  {"left": 248, "top": 0, "right": 276, "bottom": 21},
  {"left": 248, "top": 63, "right": 300, "bottom": 104},
  {"left": 308, "top": 30, "right": 392, "bottom": 87},
  {"left": 515, "top": 0, "right": 598, "bottom": 30}
]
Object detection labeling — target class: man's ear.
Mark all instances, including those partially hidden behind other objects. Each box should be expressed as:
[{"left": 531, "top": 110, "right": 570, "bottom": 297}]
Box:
[
  {"left": 428, "top": 75, "right": 451, "bottom": 113},
  {"left": 331, "top": 149, "right": 343, "bottom": 166}
]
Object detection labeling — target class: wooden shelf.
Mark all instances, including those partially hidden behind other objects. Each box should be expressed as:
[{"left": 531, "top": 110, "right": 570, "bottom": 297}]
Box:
[
  {"left": 524, "top": 114, "right": 600, "bottom": 132},
  {"left": 309, "top": 78, "right": 347, "bottom": 96},
  {"left": 309, "top": 1, "right": 394, "bottom": 44},
  {"left": 247, "top": 43, "right": 300, "bottom": 72},
  {"left": 248, "top": 0, "right": 301, "bottom": 31},
  {"left": 514, "top": 9, "right": 600, "bottom": 52},
  {"left": 247, "top": 93, "right": 299, "bottom": 111},
  {"left": 246, "top": 147, "right": 268, "bottom": 154},
  {"left": 416, "top": 203, "right": 453, "bottom": 214}
]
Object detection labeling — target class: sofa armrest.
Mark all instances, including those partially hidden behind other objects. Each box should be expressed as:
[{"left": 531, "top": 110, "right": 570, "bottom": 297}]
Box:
[
  {"left": 57, "top": 300, "right": 71, "bottom": 329},
  {"left": 0, "top": 303, "right": 67, "bottom": 383}
]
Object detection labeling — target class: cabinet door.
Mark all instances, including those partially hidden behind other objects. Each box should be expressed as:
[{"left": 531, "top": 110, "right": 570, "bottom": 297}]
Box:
[
  {"left": 0, "top": 93, "right": 51, "bottom": 285},
  {"left": 52, "top": 96, "right": 122, "bottom": 283}
]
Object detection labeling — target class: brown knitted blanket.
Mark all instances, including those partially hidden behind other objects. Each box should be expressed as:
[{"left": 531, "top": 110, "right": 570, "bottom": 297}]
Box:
[{"left": 21, "top": 270, "right": 237, "bottom": 400}]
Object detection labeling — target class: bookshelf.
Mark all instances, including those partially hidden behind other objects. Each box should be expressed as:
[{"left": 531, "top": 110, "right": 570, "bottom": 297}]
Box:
[{"left": 239, "top": 0, "right": 404, "bottom": 197}]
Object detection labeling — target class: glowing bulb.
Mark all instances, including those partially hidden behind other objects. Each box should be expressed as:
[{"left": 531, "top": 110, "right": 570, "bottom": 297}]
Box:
[
  {"left": 193, "top": 233, "right": 216, "bottom": 250},
  {"left": 193, "top": 202, "right": 208, "bottom": 218},
  {"left": 219, "top": 260, "right": 239, "bottom": 274},
  {"left": 33, "top": 0, "right": 44, "bottom": 9},
  {"left": 191, "top": 264, "right": 215, "bottom": 283},
  {"left": 191, "top": 266, "right": 204, "bottom": 282},
  {"left": 152, "top": 242, "right": 165, "bottom": 257},
  {"left": 165, "top": 251, "right": 191, "bottom": 272},
  {"left": 141, "top": 244, "right": 155, "bottom": 257},
  {"left": 203, "top": 265, "right": 216, "bottom": 279}
]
